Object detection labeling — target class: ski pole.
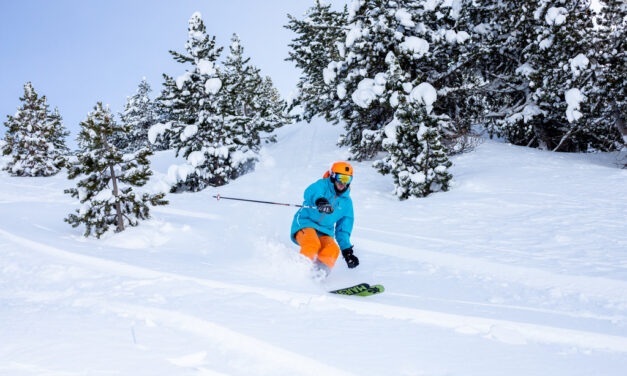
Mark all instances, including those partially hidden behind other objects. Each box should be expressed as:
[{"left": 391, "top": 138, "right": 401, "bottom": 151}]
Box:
[{"left": 213, "top": 194, "right": 316, "bottom": 209}]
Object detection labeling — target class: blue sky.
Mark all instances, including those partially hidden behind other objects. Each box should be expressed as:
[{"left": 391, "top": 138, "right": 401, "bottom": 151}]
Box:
[{"left": 0, "top": 0, "right": 346, "bottom": 147}]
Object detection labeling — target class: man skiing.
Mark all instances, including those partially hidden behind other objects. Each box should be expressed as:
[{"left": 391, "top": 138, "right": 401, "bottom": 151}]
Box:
[{"left": 290, "top": 161, "right": 359, "bottom": 277}]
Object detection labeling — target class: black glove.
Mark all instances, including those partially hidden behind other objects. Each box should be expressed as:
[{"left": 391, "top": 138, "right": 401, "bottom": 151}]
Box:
[
  {"left": 315, "top": 197, "right": 333, "bottom": 214},
  {"left": 342, "top": 247, "right": 359, "bottom": 268}
]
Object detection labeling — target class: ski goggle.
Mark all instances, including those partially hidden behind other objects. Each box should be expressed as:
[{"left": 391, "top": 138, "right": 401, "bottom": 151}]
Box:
[{"left": 332, "top": 173, "right": 353, "bottom": 184}]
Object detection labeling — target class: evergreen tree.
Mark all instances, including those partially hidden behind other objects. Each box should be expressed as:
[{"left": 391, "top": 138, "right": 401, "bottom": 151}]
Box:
[
  {"left": 255, "top": 75, "right": 292, "bottom": 144},
  {"left": 284, "top": 0, "right": 348, "bottom": 122},
  {"left": 2, "top": 82, "right": 69, "bottom": 176},
  {"left": 287, "top": 0, "right": 473, "bottom": 196},
  {"left": 219, "top": 34, "right": 291, "bottom": 153},
  {"left": 220, "top": 33, "right": 256, "bottom": 119},
  {"left": 316, "top": 0, "right": 478, "bottom": 160},
  {"left": 464, "top": 0, "right": 536, "bottom": 146},
  {"left": 216, "top": 33, "right": 254, "bottom": 153},
  {"left": 156, "top": 12, "right": 255, "bottom": 192},
  {"left": 114, "top": 78, "right": 160, "bottom": 152},
  {"left": 595, "top": 0, "right": 627, "bottom": 147},
  {"left": 323, "top": 0, "right": 403, "bottom": 160},
  {"left": 478, "top": 0, "right": 625, "bottom": 151},
  {"left": 525, "top": 0, "right": 617, "bottom": 151},
  {"left": 65, "top": 102, "right": 167, "bottom": 238},
  {"left": 375, "top": 93, "right": 452, "bottom": 199},
  {"left": 421, "top": 0, "right": 489, "bottom": 154},
  {"left": 48, "top": 107, "right": 70, "bottom": 158}
]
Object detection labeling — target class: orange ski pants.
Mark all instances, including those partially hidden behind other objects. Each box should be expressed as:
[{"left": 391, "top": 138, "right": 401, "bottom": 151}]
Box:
[{"left": 295, "top": 228, "right": 340, "bottom": 269}]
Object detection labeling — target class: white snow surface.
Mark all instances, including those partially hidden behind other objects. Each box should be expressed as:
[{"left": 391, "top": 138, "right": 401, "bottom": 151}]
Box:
[
  {"left": 148, "top": 122, "right": 170, "bottom": 145},
  {"left": 399, "top": 36, "right": 429, "bottom": 57},
  {"left": 345, "top": 26, "right": 362, "bottom": 48},
  {"left": 515, "top": 63, "right": 537, "bottom": 78},
  {"left": 323, "top": 62, "right": 340, "bottom": 85},
  {"left": 507, "top": 103, "right": 546, "bottom": 124},
  {"left": 539, "top": 36, "right": 554, "bottom": 50},
  {"left": 565, "top": 88, "right": 586, "bottom": 123},
  {"left": 424, "top": 0, "right": 441, "bottom": 12},
  {"left": 197, "top": 59, "right": 216, "bottom": 76},
  {"left": 180, "top": 124, "right": 199, "bottom": 141},
  {"left": 205, "top": 78, "right": 222, "bottom": 95},
  {"left": 442, "top": 0, "right": 463, "bottom": 20},
  {"left": 351, "top": 77, "right": 385, "bottom": 109},
  {"left": 445, "top": 29, "right": 471, "bottom": 44},
  {"left": 348, "top": 0, "right": 364, "bottom": 21},
  {"left": 395, "top": 8, "right": 415, "bottom": 28},
  {"left": 409, "top": 82, "right": 438, "bottom": 113},
  {"left": 176, "top": 71, "right": 192, "bottom": 90},
  {"left": 569, "top": 54, "right": 590, "bottom": 77},
  {"left": 1, "top": 120, "right": 627, "bottom": 375},
  {"left": 336, "top": 83, "right": 347, "bottom": 99},
  {"left": 545, "top": 7, "right": 568, "bottom": 26}
]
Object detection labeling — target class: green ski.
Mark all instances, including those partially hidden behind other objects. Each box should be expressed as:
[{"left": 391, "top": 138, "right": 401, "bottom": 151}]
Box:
[{"left": 329, "top": 283, "right": 385, "bottom": 296}]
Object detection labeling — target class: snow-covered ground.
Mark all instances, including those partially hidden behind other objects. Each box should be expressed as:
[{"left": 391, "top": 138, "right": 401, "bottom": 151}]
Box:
[{"left": 1, "top": 120, "right": 626, "bottom": 375}]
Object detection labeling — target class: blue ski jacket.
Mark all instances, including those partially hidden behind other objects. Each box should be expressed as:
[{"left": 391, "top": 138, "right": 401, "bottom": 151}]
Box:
[{"left": 290, "top": 177, "right": 354, "bottom": 250}]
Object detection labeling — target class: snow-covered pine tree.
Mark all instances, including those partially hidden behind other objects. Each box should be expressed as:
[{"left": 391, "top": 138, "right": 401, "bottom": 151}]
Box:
[
  {"left": 284, "top": 0, "right": 348, "bottom": 122},
  {"left": 374, "top": 85, "right": 452, "bottom": 199},
  {"left": 595, "top": 0, "right": 626, "bottom": 147},
  {"left": 468, "top": 0, "right": 543, "bottom": 146},
  {"left": 48, "top": 107, "right": 70, "bottom": 158},
  {"left": 255, "top": 75, "right": 292, "bottom": 144},
  {"left": 322, "top": 0, "right": 402, "bottom": 160},
  {"left": 2, "top": 82, "right": 69, "bottom": 176},
  {"left": 477, "top": 0, "right": 624, "bottom": 151},
  {"left": 65, "top": 102, "right": 167, "bottom": 238},
  {"left": 219, "top": 34, "right": 291, "bottom": 153},
  {"left": 156, "top": 12, "right": 255, "bottom": 192},
  {"left": 421, "top": 0, "right": 487, "bottom": 154},
  {"left": 523, "top": 0, "right": 620, "bottom": 151},
  {"left": 113, "top": 78, "right": 160, "bottom": 152},
  {"left": 218, "top": 33, "right": 256, "bottom": 153},
  {"left": 321, "top": 0, "right": 478, "bottom": 160}
]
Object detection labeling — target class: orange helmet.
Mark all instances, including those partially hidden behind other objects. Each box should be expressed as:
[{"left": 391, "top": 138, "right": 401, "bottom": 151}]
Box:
[
  {"left": 323, "top": 161, "right": 354, "bottom": 185},
  {"left": 330, "top": 161, "right": 353, "bottom": 176}
]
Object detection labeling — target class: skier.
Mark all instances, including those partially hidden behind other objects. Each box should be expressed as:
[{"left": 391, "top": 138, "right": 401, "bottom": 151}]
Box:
[{"left": 290, "top": 161, "right": 359, "bottom": 277}]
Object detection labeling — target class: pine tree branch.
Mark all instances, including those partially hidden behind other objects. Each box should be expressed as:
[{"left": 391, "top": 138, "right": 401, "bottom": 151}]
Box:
[{"left": 552, "top": 124, "right": 580, "bottom": 152}]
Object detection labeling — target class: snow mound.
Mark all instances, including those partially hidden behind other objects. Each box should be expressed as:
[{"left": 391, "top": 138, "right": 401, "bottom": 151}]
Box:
[
  {"left": 565, "top": 88, "right": 585, "bottom": 123},
  {"left": 399, "top": 36, "right": 429, "bottom": 57},
  {"left": 545, "top": 7, "right": 568, "bottom": 26},
  {"left": 409, "top": 82, "right": 438, "bottom": 113}
]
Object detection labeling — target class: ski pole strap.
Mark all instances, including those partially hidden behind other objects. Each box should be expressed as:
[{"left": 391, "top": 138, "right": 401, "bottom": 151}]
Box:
[{"left": 213, "top": 194, "right": 315, "bottom": 209}]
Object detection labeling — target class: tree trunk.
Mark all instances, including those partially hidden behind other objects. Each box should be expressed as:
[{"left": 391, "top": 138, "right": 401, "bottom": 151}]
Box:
[
  {"left": 108, "top": 163, "right": 124, "bottom": 232},
  {"left": 610, "top": 100, "right": 627, "bottom": 143},
  {"left": 102, "top": 129, "right": 125, "bottom": 232},
  {"left": 553, "top": 126, "right": 577, "bottom": 152}
]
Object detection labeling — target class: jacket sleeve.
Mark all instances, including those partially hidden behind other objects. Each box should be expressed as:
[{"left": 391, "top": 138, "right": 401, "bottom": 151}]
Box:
[
  {"left": 335, "top": 202, "right": 354, "bottom": 250},
  {"left": 303, "top": 179, "right": 326, "bottom": 206}
]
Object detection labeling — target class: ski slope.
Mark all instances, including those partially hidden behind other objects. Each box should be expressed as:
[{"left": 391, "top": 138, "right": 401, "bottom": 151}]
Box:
[{"left": 1, "top": 120, "right": 626, "bottom": 375}]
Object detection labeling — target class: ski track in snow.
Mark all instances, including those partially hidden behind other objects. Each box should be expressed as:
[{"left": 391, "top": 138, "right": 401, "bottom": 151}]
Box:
[
  {"left": 355, "top": 237, "right": 627, "bottom": 305},
  {"left": 41, "top": 199, "right": 626, "bottom": 306},
  {"left": 386, "top": 292, "right": 626, "bottom": 324},
  {"left": 76, "top": 299, "right": 354, "bottom": 376},
  {"left": 2, "top": 227, "right": 627, "bottom": 354},
  {"left": 152, "top": 206, "right": 222, "bottom": 220},
  {"left": 3, "top": 121, "right": 626, "bottom": 374}
]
